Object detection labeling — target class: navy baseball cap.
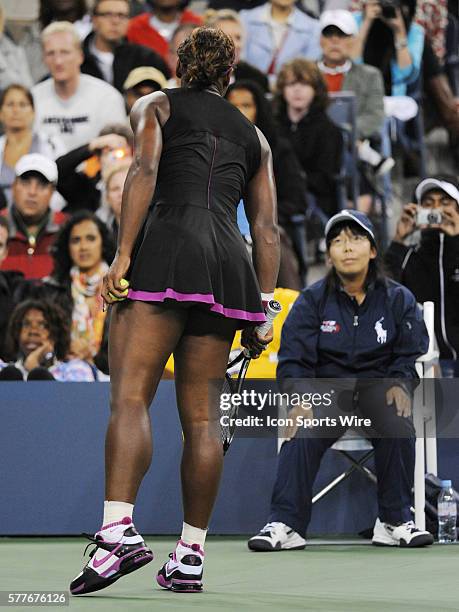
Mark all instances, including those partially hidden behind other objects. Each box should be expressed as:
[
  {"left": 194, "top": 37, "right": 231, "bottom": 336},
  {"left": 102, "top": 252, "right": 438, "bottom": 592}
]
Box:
[{"left": 325, "top": 210, "right": 376, "bottom": 242}]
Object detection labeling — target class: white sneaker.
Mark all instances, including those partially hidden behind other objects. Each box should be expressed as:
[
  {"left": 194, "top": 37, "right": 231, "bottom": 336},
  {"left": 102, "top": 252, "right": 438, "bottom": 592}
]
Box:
[
  {"left": 372, "top": 518, "right": 434, "bottom": 547},
  {"left": 248, "top": 522, "right": 306, "bottom": 552},
  {"left": 70, "top": 517, "right": 153, "bottom": 595},
  {"left": 157, "top": 539, "right": 204, "bottom": 592}
]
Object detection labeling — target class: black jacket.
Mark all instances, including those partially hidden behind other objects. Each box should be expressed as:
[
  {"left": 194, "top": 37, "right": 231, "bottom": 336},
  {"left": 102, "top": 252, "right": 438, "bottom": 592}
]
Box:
[
  {"left": 271, "top": 136, "right": 308, "bottom": 225},
  {"left": 81, "top": 32, "right": 170, "bottom": 93},
  {"left": 56, "top": 144, "right": 101, "bottom": 213},
  {"left": 277, "top": 106, "right": 343, "bottom": 217},
  {"left": 385, "top": 231, "right": 459, "bottom": 360}
]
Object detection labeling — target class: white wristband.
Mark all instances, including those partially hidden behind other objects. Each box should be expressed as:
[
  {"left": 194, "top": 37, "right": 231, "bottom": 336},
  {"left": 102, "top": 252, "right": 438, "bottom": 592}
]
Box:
[{"left": 261, "top": 292, "right": 275, "bottom": 304}]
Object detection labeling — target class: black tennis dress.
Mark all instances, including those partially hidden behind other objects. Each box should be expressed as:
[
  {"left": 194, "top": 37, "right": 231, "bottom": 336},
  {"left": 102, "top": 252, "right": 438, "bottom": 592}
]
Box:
[{"left": 127, "top": 87, "right": 266, "bottom": 327}]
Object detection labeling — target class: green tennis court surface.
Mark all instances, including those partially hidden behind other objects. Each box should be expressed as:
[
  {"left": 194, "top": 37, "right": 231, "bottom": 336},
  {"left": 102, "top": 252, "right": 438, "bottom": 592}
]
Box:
[{"left": 1, "top": 537, "right": 458, "bottom": 611}]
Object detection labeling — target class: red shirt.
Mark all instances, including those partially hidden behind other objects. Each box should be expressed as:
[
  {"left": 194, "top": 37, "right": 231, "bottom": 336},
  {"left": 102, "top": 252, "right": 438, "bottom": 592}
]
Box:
[
  {"left": 323, "top": 72, "right": 345, "bottom": 93},
  {"left": 127, "top": 11, "right": 203, "bottom": 60}
]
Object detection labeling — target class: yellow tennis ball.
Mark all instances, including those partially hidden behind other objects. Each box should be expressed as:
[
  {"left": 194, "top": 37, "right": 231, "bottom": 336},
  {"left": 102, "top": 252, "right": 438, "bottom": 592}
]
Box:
[
  {"left": 108, "top": 292, "right": 125, "bottom": 301},
  {"left": 108, "top": 279, "right": 130, "bottom": 301}
]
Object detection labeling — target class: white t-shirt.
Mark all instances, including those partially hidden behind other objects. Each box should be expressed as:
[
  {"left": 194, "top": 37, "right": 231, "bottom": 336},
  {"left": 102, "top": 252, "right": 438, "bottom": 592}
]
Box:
[
  {"left": 149, "top": 15, "right": 179, "bottom": 42},
  {"left": 32, "top": 74, "right": 127, "bottom": 153},
  {"left": 90, "top": 39, "right": 114, "bottom": 84}
]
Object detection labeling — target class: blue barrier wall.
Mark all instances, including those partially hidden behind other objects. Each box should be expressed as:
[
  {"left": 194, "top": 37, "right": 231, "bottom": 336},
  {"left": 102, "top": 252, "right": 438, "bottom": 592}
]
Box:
[{"left": 1, "top": 382, "right": 457, "bottom": 536}]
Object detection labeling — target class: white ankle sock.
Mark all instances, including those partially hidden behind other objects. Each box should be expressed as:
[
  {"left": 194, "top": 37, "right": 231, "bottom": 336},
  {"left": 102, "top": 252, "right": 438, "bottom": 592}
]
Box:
[
  {"left": 102, "top": 501, "right": 134, "bottom": 527},
  {"left": 181, "top": 522, "right": 207, "bottom": 548}
]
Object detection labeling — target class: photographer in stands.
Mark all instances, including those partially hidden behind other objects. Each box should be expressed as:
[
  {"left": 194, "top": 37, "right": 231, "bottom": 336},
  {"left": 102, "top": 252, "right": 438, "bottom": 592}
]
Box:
[{"left": 385, "top": 176, "right": 459, "bottom": 377}]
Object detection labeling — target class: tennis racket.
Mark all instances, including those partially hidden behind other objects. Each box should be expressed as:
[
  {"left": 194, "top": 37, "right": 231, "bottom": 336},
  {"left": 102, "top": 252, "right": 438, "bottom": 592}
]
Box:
[{"left": 220, "top": 300, "right": 282, "bottom": 454}]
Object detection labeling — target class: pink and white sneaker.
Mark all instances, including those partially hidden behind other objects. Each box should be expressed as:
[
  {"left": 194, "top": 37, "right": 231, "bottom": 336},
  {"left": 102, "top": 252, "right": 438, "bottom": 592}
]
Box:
[
  {"left": 156, "top": 539, "right": 204, "bottom": 593},
  {"left": 70, "top": 517, "right": 153, "bottom": 595}
]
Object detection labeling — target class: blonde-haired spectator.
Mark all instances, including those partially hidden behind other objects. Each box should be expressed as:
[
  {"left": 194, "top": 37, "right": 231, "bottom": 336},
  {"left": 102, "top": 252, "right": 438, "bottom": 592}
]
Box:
[{"left": 32, "top": 21, "right": 127, "bottom": 153}]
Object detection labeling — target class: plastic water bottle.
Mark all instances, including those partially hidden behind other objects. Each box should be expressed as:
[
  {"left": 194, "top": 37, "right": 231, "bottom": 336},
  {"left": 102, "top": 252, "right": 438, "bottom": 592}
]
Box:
[{"left": 438, "top": 480, "right": 457, "bottom": 543}]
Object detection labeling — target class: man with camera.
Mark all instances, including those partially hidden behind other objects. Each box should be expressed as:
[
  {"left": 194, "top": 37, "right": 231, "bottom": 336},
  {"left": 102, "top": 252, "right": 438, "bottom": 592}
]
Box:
[{"left": 385, "top": 176, "right": 459, "bottom": 376}]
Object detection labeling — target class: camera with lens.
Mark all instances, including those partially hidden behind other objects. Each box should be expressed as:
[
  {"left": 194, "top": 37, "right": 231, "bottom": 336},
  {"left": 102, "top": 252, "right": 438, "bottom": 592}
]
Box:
[
  {"left": 379, "top": 0, "right": 400, "bottom": 19},
  {"left": 416, "top": 208, "right": 443, "bottom": 226}
]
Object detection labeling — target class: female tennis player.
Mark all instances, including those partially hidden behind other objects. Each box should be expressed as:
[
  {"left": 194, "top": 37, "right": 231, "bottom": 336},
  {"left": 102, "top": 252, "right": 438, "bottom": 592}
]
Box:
[{"left": 70, "top": 27, "right": 280, "bottom": 595}]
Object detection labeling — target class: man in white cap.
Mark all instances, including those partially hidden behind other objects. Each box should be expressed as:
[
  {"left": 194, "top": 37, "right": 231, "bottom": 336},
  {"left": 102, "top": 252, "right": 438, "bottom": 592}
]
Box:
[
  {"left": 1, "top": 154, "right": 65, "bottom": 280},
  {"left": 318, "top": 9, "right": 393, "bottom": 198},
  {"left": 385, "top": 175, "right": 459, "bottom": 376}
]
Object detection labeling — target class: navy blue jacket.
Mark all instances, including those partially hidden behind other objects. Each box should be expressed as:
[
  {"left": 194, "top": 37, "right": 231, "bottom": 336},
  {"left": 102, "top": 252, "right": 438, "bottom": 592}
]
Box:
[{"left": 277, "top": 277, "right": 428, "bottom": 382}]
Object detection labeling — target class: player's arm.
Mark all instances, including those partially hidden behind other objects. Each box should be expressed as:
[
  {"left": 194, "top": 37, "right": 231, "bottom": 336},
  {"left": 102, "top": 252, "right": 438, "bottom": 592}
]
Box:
[
  {"left": 242, "top": 128, "right": 280, "bottom": 355},
  {"left": 244, "top": 127, "right": 280, "bottom": 296},
  {"left": 102, "top": 92, "right": 168, "bottom": 303}
]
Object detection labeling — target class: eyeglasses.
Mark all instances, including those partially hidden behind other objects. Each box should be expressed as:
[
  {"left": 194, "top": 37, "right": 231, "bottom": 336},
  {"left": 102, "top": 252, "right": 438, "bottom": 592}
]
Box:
[{"left": 94, "top": 11, "right": 130, "bottom": 20}]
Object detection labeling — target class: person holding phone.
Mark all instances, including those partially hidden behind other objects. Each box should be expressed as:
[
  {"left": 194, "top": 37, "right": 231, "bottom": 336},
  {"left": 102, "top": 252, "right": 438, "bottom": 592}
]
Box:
[{"left": 385, "top": 175, "right": 459, "bottom": 376}]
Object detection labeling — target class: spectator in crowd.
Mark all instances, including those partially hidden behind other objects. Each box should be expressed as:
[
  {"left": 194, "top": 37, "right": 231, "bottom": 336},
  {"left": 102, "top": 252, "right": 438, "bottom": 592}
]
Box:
[
  {"left": 81, "top": 0, "right": 170, "bottom": 93},
  {"left": 0, "top": 298, "right": 95, "bottom": 381},
  {"left": 275, "top": 59, "right": 343, "bottom": 219},
  {"left": 350, "top": 0, "right": 447, "bottom": 64},
  {"left": 32, "top": 22, "right": 127, "bottom": 153},
  {"left": 56, "top": 123, "right": 132, "bottom": 212},
  {"left": 385, "top": 176, "right": 459, "bottom": 377},
  {"left": 422, "top": 39, "right": 459, "bottom": 166},
  {"left": 0, "top": 84, "right": 65, "bottom": 208},
  {"left": 40, "top": 0, "right": 92, "bottom": 40},
  {"left": 206, "top": 9, "right": 269, "bottom": 92},
  {"left": 249, "top": 210, "right": 433, "bottom": 551},
  {"left": 97, "top": 160, "right": 130, "bottom": 242},
  {"left": 318, "top": 10, "right": 393, "bottom": 212},
  {"left": 0, "top": 4, "right": 33, "bottom": 91},
  {"left": 126, "top": 0, "right": 203, "bottom": 60},
  {"left": 226, "top": 80, "right": 308, "bottom": 289},
  {"left": 123, "top": 66, "right": 168, "bottom": 112},
  {"left": 351, "top": 0, "right": 424, "bottom": 96},
  {"left": 165, "top": 22, "right": 200, "bottom": 86},
  {"left": 1, "top": 154, "right": 64, "bottom": 280},
  {"left": 240, "top": 0, "right": 321, "bottom": 83},
  {"left": 0, "top": 217, "right": 25, "bottom": 360},
  {"left": 43, "top": 211, "right": 115, "bottom": 364}
]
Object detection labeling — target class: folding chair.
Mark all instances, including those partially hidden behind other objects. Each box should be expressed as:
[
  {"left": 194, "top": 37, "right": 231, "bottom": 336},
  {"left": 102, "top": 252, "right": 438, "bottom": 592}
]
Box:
[
  {"left": 327, "top": 91, "right": 359, "bottom": 209},
  {"left": 327, "top": 92, "right": 392, "bottom": 247}
]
